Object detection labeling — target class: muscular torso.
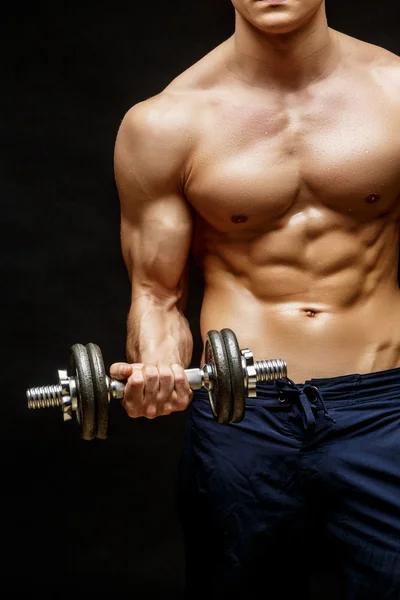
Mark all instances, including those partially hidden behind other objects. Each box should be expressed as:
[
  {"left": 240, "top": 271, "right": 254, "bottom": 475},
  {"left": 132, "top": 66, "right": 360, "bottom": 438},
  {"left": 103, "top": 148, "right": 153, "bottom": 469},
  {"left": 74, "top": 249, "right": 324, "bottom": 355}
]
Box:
[{"left": 170, "top": 33, "right": 400, "bottom": 382}]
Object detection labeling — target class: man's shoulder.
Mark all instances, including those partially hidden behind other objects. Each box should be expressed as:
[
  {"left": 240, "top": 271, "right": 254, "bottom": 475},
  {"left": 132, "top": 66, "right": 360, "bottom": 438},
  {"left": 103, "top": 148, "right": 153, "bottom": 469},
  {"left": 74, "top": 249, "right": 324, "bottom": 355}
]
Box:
[
  {"left": 115, "top": 44, "right": 228, "bottom": 167},
  {"left": 120, "top": 39, "right": 231, "bottom": 138},
  {"left": 369, "top": 45, "right": 400, "bottom": 96},
  {"left": 114, "top": 92, "right": 198, "bottom": 182},
  {"left": 340, "top": 31, "right": 400, "bottom": 89},
  {"left": 120, "top": 92, "right": 195, "bottom": 139}
]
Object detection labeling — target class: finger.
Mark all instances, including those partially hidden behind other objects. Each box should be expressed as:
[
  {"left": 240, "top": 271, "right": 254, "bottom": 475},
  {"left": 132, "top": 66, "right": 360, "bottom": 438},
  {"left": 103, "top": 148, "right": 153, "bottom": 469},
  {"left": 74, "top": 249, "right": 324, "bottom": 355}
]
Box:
[
  {"left": 144, "top": 404, "right": 158, "bottom": 420},
  {"left": 123, "top": 368, "right": 145, "bottom": 416},
  {"left": 142, "top": 365, "right": 160, "bottom": 403},
  {"left": 156, "top": 365, "right": 175, "bottom": 405},
  {"left": 163, "top": 402, "right": 174, "bottom": 415},
  {"left": 171, "top": 364, "right": 193, "bottom": 411}
]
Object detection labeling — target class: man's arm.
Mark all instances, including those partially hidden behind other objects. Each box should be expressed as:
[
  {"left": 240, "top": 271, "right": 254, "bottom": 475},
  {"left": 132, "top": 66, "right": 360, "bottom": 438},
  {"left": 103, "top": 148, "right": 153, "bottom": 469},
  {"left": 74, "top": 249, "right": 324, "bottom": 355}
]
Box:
[{"left": 114, "top": 95, "right": 195, "bottom": 368}]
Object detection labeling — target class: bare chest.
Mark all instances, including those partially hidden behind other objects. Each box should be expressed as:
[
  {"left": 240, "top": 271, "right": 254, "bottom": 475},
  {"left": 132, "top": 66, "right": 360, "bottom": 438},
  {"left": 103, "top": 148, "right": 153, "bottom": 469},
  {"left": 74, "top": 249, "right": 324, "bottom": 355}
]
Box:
[{"left": 185, "top": 82, "right": 400, "bottom": 232}]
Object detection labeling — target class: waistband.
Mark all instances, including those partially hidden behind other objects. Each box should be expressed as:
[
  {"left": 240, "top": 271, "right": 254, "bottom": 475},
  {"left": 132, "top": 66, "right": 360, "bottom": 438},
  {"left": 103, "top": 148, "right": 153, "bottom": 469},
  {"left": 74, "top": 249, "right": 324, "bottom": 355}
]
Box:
[
  {"left": 267, "top": 366, "right": 400, "bottom": 431},
  {"left": 193, "top": 366, "right": 400, "bottom": 432},
  {"left": 255, "top": 366, "right": 400, "bottom": 403}
]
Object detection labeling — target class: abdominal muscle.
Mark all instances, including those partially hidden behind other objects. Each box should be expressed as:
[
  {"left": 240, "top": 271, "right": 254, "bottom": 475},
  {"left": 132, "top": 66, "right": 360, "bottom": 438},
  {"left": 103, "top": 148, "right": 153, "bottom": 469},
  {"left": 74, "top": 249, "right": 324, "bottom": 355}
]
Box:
[{"left": 196, "top": 222, "right": 400, "bottom": 383}]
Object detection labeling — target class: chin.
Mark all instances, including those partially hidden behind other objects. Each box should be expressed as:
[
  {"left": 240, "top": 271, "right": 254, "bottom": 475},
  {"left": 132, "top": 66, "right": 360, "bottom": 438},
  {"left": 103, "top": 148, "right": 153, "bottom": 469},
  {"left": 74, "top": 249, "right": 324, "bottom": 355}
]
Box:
[
  {"left": 254, "top": 16, "right": 301, "bottom": 34},
  {"left": 235, "top": 0, "right": 324, "bottom": 35}
]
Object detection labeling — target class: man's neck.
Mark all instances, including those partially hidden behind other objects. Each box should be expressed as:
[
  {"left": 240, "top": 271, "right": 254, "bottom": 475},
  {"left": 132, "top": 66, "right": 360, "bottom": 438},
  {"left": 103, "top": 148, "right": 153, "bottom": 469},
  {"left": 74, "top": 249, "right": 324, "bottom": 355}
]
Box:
[{"left": 228, "top": 6, "right": 340, "bottom": 90}]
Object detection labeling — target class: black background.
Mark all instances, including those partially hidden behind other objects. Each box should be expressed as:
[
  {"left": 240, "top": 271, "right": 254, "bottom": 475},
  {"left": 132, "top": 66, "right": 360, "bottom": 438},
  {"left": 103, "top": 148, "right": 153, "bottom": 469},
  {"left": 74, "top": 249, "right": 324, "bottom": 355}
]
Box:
[{"left": 2, "top": 1, "right": 399, "bottom": 597}]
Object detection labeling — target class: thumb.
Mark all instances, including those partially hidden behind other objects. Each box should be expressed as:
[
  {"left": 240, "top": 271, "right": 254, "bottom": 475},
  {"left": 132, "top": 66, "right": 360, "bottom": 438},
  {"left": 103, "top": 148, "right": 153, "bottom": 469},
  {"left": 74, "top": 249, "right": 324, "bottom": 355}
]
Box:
[{"left": 109, "top": 362, "right": 135, "bottom": 380}]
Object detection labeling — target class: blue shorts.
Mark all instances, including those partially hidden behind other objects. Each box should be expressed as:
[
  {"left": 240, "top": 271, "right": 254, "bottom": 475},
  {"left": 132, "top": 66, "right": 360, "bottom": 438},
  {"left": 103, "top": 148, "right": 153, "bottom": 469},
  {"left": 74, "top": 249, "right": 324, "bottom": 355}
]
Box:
[{"left": 177, "top": 367, "right": 400, "bottom": 600}]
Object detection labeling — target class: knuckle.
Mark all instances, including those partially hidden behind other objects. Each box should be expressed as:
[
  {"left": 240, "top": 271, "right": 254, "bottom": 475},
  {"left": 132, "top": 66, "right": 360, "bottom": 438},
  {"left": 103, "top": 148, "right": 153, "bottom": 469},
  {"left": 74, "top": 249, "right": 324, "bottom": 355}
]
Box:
[
  {"left": 124, "top": 386, "right": 143, "bottom": 408},
  {"left": 145, "top": 405, "right": 157, "bottom": 419},
  {"left": 176, "top": 396, "right": 190, "bottom": 411},
  {"left": 159, "top": 372, "right": 173, "bottom": 386},
  {"left": 174, "top": 374, "right": 186, "bottom": 386},
  {"left": 172, "top": 364, "right": 185, "bottom": 377},
  {"left": 172, "top": 390, "right": 189, "bottom": 409},
  {"left": 129, "top": 371, "right": 144, "bottom": 385},
  {"left": 124, "top": 405, "right": 139, "bottom": 418},
  {"left": 144, "top": 368, "right": 159, "bottom": 384}
]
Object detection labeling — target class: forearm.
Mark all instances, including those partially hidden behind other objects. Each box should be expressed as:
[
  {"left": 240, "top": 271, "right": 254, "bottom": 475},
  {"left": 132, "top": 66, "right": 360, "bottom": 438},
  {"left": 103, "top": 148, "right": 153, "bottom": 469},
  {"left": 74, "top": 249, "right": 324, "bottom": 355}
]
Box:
[{"left": 126, "top": 293, "right": 193, "bottom": 368}]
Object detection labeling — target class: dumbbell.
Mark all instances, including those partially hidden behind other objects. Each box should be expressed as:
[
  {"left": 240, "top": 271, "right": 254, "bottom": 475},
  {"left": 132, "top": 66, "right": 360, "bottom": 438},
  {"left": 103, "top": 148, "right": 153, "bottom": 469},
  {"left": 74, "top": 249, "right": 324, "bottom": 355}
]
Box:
[{"left": 26, "top": 328, "right": 288, "bottom": 440}]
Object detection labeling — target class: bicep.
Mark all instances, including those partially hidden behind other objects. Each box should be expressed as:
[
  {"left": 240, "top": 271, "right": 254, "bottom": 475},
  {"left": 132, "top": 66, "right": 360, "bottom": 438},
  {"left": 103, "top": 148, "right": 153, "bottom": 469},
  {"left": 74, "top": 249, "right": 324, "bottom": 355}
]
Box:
[
  {"left": 119, "top": 190, "right": 194, "bottom": 301},
  {"left": 114, "top": 103, "right": 194, "bottom": 303}
]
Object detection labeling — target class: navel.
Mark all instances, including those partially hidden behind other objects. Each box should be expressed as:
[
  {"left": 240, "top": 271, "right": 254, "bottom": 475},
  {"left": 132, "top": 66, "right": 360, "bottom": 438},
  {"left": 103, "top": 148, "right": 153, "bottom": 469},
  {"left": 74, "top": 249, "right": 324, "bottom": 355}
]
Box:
[
  {"left": 231, "top": 214, "right": 248, "bottom": 224},
  {"left": 364, "top": 193, "right": 380, "bottom": 204}
]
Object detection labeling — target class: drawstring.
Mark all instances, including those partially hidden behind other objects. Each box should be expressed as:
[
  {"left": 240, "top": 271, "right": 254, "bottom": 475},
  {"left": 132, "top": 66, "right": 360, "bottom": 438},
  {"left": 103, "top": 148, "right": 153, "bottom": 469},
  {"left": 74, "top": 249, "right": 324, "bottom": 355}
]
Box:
[
  {"left": 305, "top": 384, "right": 336, "bottom": 425},
  {"left": 274, "top": 378, "right": 336, "bottom": 431}
]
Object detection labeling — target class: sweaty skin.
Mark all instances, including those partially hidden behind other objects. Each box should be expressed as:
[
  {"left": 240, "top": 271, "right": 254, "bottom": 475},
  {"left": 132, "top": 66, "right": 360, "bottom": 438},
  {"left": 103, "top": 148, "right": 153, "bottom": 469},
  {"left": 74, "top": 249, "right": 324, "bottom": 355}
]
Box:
[
  {"left": 187, "top": 38, "right": 400, "bottom": 381},
  {"left": 114, "top": 4, "right": 400, "bottom": 392}
]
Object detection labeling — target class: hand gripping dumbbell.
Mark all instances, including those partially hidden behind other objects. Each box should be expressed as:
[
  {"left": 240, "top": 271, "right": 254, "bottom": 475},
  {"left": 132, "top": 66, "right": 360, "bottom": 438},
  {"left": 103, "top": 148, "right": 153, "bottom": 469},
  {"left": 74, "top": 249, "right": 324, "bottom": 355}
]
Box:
[{"left": 26, "top": 328, "right": 288, "bottom": 441}]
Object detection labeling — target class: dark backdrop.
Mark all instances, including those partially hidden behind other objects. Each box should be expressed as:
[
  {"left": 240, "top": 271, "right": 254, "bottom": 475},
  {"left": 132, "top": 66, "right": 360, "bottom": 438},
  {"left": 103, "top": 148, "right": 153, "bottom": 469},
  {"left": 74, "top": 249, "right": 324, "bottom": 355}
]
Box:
[{"left": 2, "top": 1, "right": 399, "bottom": 597}]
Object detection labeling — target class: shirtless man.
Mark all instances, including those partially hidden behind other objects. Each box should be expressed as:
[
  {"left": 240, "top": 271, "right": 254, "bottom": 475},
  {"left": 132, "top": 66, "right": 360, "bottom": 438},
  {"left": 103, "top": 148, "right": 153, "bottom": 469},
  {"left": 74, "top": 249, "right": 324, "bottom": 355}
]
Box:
[{"left": 110, "top": 1, "right": 400, "bottom": 598}]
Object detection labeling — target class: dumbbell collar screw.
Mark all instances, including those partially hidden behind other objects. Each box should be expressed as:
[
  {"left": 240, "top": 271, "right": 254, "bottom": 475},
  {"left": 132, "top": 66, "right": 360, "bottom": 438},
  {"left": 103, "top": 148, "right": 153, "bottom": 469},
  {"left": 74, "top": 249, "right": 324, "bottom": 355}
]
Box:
[
  {"left": 61, "top": 372, "right": 125, "bottom": 417},
  {"left": 59, "top": 370, "right": 79, "bottom": 422},
  {"left": 241, "top": 349, "right": 257, "bottom": 398},
  {"left": 201, "top": 363, "right": 214, "bottom": 391}
]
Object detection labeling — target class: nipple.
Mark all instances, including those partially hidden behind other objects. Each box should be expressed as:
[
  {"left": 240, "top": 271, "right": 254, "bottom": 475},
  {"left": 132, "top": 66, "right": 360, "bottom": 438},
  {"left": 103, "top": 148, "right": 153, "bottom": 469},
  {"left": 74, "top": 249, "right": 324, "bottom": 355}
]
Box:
[
  {"left": 364, "top": 193, "right": 380, "bottom": 204},
  {"left": 231, "top": 214, "right": 248, "bottom": 224}
]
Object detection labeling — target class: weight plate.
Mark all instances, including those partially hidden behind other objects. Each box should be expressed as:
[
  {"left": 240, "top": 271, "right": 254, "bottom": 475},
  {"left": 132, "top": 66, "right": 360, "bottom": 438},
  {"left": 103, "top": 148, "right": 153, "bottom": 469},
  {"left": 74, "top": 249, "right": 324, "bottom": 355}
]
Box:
[
  {"left": 221, "top": 329, "right": 245, "bottom": 424},
  {"left": 86, "top": 343, "right": 109, "bottom": 440},
  {"left": 205, "top": 330, "right": 233, "bottom": 424},
  {"left": 70, "top": 344, "right": 96, "bottom": 441}
]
